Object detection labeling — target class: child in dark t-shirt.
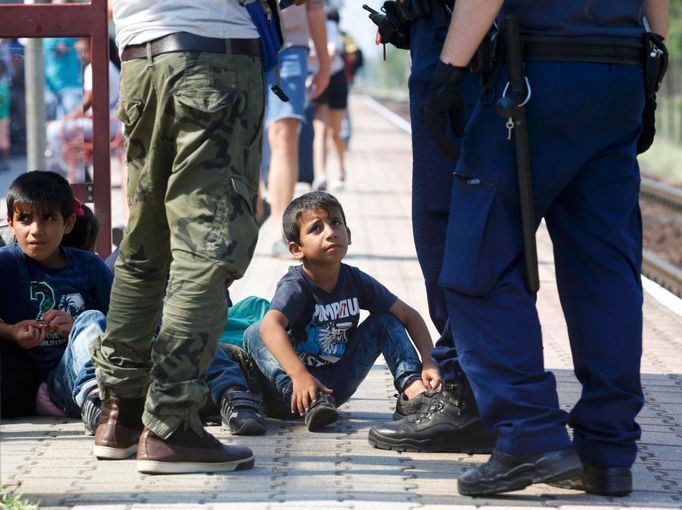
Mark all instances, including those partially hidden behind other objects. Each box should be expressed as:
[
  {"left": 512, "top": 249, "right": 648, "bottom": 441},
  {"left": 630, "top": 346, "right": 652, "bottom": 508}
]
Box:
[
  {"left": 243, "top": 191, "right": 442, "bottom": 431},
  {"left": 0, "top": 171, "right": 113, "bottom": 418}
]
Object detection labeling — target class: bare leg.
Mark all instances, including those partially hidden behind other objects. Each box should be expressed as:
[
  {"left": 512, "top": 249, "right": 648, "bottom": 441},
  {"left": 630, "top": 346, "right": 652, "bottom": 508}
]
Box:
[
  {"left": 327, "top": 108, "right": 347, "bottom": 186},
  {"left": 268, "top": 117, "right": 300, "bottom": 242},
  {"left": 313, "top": 104, "right": 329, "bottom": 189}
]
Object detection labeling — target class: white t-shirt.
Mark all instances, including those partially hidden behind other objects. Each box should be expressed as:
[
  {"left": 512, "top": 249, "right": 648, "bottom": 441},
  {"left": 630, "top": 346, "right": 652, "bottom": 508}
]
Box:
[
  {"left": 112, "top": 0, "right": 258, "bottom": 53},
  {"left": 82, "top": 61, "right": 120, "bottom": 116},
  {"left": 326, "top": 20, "right": 345, "bottom": 76}
]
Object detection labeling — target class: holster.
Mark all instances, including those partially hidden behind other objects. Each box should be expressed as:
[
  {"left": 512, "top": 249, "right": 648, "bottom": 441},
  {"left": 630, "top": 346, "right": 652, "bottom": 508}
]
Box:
[{"left": 638, "top": 32, "right": 668, "bottom": 154}]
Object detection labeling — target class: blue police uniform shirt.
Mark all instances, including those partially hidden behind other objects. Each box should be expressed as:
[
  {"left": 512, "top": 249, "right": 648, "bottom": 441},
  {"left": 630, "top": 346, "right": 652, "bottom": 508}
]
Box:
[
  {"left": 0, "top": 244, "right": 113, "bottom": 370},
  {"left": 269, "top": 264, "right": 397, "bottom": 368},
  {"left": 501, "top": 0, "right": 645, "bottom": 38}
]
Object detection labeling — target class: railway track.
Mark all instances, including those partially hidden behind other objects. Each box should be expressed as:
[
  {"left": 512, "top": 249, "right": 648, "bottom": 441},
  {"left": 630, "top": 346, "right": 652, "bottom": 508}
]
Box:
[{"left": 640, "top": 177, "right": 682, "bottom": 297}]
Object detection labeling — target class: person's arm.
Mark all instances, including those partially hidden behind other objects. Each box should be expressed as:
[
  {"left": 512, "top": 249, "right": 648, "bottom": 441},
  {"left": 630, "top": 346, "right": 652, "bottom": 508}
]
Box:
[
  {"left": 259, "top": 309, "right": 332, "bottom": 415},
  {"left": 387, "top": 298, "right": 443, "bottom": 389},
  {"left": 0, "top": 319, "right": 46, "bottom": 349},
  {"left": 306, "top": 3, "right": 330, "bottom": 99},
  {"left": 439, "top": 0, "right": 503, "bottom": 67},
  {"left": 645, "top": 0, "right": 669, "bottom": 37}
]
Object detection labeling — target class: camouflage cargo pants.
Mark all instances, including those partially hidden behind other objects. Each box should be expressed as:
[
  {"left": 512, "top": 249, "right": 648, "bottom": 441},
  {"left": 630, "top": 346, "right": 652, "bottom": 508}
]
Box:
[{"left": 92, "top": 47, "right": 263, "bottom": 439}]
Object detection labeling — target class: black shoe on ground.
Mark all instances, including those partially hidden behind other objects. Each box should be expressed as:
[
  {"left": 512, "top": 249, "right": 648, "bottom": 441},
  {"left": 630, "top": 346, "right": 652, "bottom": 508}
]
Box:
[
  {"left": 550, "top": 463, "right": 632, "bottom": 497},
  {"left": 220, "top": 389, "right": 266, "bottom": 435},
  {"left": 369, "top": 382, "right": 497, "bottom": 454},
  {"left": 81, "top": 391, "right": 101, "bottom": 436},
  {"left": 457, "top": 447, "right": 582, "bottom": 497},
  {"left": 393, "top": 390, "right": 435, "bottom": 420},
  {"left": 305, "top": 393, "right": 338, "bottom": 431}
]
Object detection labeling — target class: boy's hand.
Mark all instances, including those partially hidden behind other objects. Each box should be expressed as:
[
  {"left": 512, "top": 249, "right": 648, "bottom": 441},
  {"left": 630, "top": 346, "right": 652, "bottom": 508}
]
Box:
[
  {"left": 290, "top": 371, "right": 333, "bottom": 416},
  {"left": 421, "top": 363, "right": 443, "bottom": 390},
  {"left": 10, "top": 320, "right": 46, "bottom": 349},
  {"left": 41, "top": 310, "right": 74, "bottom": 337}
]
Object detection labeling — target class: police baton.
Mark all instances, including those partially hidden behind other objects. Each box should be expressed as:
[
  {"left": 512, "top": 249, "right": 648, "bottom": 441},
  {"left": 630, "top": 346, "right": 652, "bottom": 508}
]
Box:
[{"left": 496, "top": 15, "right": 540, "bottom": 293}]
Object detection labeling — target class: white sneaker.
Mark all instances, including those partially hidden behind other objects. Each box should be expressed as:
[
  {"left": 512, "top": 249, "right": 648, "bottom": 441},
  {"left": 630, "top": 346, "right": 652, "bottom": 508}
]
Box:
[{"left": 331, "top": 179, "right": 345, "bottom": 191}]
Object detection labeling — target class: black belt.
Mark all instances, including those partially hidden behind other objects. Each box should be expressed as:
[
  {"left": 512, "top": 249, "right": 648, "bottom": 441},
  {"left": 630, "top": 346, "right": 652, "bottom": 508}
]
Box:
[
  {"left": 121, "top": 32, "right": 261, "bottom": 62},
  {"left": 519, "top": 35, "right": 643, "bottom": 66}
]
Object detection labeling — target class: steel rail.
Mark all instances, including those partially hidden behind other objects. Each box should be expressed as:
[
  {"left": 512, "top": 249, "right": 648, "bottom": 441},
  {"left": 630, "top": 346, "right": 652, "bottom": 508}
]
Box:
[{"left": 641, "top": 176, "right": 682, "bottom": 210}]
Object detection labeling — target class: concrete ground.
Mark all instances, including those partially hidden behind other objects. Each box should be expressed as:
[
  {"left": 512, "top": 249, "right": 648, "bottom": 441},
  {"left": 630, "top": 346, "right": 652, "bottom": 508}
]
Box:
[{"left": 1, "top": 95, "right": 682, "bottom": 509}]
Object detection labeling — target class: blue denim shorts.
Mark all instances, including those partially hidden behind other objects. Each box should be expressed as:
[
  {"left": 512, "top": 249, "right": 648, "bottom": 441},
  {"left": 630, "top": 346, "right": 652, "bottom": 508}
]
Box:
[{"left": 265, "top": 46, "right": 309, "bottom": 125}]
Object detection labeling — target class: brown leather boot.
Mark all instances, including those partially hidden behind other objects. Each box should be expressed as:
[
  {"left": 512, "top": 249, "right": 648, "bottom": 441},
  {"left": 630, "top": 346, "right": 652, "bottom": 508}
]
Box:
[
  {"left": 93, "top": 396, "right": 145, "bottom": 460},
  {"left": 136, "top": 425, "right": 254, "bottom": 474}
]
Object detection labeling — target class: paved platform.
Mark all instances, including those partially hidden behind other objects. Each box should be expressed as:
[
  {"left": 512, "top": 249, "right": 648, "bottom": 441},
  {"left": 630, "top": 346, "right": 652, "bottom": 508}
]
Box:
[{"left": 2, "top": 95, "right": 682, "bottom": 509}]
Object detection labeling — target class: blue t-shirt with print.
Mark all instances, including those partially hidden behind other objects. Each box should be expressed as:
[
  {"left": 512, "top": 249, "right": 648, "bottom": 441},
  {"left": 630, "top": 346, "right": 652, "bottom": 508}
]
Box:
[
  {"left": 269, "top": 264, "right": 397, "bottom": 368},
  {"left": 0, "top": 244, "right": 113, "bottom": 370}
]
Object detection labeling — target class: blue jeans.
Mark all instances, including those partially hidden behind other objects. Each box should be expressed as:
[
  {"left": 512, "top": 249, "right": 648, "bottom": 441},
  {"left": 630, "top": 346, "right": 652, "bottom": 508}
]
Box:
[
  {"left": 205, "top": 346, "right": 251, "bottom": 404},
  {"left": 47, "top": 310, "right": 249, "bottom": 418},
  {"left": 47, "top": 309, "right": 106, "bottom": 418},
  {"left": 243, "top": 313, "right": 422, "bottom": 414}
]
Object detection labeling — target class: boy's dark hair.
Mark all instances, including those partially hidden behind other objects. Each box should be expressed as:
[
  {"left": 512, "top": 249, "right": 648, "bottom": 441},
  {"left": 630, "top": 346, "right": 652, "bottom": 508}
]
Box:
[
  {"left": 6, "top": 171, "right": 74, "bottom": 220},
  {"left": 283, "top": 191, "right": 347, "bottom": 246},
  {"left": 62, "top": 203, "right": 100, "bottom": 252}
]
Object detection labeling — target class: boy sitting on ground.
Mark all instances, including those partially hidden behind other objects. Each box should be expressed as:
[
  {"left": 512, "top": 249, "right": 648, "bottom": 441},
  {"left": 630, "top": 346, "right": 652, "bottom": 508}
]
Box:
[
  {"left": 243, "top": 191, "right": 442, "bottom": 431},
  {"left": 0, "top": 172, "right": 264, "bottom": 443},
  {"left": 0, "top": 171, "right": 113, "bottom": 419}
]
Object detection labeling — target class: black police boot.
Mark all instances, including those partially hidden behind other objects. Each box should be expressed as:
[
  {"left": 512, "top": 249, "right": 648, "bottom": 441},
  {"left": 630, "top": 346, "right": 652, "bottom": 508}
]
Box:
[
  {"left": 457, "top": 447, "right": 582, "bottom": 497},
  {"left": 368, "top": 381, "right": 497, "bottom": 453},
  {"left": 392, "top": 389, "right": 436, "bottom": 420},
  {"left": 550, "top": 463, "right": 632, "bottom": 497}
]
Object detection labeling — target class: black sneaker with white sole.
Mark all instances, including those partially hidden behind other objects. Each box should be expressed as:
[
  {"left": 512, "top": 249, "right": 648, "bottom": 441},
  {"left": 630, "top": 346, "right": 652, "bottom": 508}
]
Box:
[
  {"left": 81, "top": 391, "right": 101, "bottom": 436},
  {"left": 220, "top": 389, "right": 266, "bottom": 436}
]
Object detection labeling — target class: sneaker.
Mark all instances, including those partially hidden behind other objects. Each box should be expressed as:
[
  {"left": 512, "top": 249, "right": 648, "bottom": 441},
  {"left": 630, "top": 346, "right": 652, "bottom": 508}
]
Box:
[
  {"left": 330, "top": 179, "right": 345, "bottom": 191},
  {"left": 136, "top": 426, "right": 255, "bottom": 474},
  {"left": 313, "top": 179, "right": 327, "bottom": 191},
  {"left": 457, "top": 447, "right": 582, "bottom": 496},
  {"left": 550, "top": 464, "right": 632, "bottom": 497},
  {"left": 393, "top": 390, "right": 436, "bottom": 420},
  {"left": 271, "top": 239, "right": 291, "bottom": 259},
  {"left": 304, "top": 393, "right": 338, "bottom": 432},
  {"left": 220, "top": 389, "right": 267, "bottom": 435},
  {"left": 368, "top": 382, "right": 497, "bottom": 454},
  {"left": 93, "top": 396, "right": 145, "bottom": 460},
  {"left": 81, "top": 391, "right": 101, "bottom": 436}
]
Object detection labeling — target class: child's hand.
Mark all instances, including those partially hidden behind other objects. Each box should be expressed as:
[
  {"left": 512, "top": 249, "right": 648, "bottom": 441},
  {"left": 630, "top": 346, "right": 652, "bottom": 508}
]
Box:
[
  {"left": 41, "top": 310, "right": 74, "bottom": 337},
  {"left": 11, "top": 320, "right": 46, "bottom": 349},
  {"left": 421, "top": 364, "right": 443, "bottom": 390},
  {"left": 290, "top": 371, "right": 333, "bottom": 416}
]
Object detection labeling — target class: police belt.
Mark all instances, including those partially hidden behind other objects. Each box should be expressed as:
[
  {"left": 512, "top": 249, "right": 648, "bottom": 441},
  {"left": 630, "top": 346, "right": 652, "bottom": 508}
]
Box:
[
  {"left": 121, "top": 32, "right": 261, "bottom": 62},
  {"left": 518, "top": 35, "right": 643, "bottom": 66}
]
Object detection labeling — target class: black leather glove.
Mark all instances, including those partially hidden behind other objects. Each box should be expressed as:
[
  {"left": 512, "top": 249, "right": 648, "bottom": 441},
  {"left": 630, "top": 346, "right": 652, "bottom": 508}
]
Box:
[{"left": 423, "top": 60, "right": 469, "bottom": 160}]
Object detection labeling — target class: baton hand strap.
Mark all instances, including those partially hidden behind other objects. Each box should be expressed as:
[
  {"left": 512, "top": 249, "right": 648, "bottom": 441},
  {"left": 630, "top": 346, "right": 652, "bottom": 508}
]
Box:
[{"left": 424, "top": 60, "right": 468, "bottom": 160}]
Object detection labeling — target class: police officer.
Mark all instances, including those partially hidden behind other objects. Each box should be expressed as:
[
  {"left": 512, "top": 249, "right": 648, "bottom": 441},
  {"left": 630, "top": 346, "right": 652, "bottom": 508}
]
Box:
[
  {"left": 423, "top": 0, "right": 668, "bottom": 497},
  {"left": 367, "top": 0, "right": 496, "bottom": 454}
]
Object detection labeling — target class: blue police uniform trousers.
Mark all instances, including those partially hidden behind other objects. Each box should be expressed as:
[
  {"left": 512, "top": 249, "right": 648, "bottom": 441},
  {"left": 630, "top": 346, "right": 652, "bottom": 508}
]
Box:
[
  {"left": 441, "top": 61, "right": 645, "bottom": 468},
  {"left": 409, "top": 13, "right": 480, "bottom": 381}
]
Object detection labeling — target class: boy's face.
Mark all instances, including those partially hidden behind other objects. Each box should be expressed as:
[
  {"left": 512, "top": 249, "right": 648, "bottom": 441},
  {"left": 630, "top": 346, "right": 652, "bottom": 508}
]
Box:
[
  {"left": 290, "top": 207, "right": 351, "bottom": 265},
  {"left": 8, "top": 205, "right": 75, "bottom": 267}
]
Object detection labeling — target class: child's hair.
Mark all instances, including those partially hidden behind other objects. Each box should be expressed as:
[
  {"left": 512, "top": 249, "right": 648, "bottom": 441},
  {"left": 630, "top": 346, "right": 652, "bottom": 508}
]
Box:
[
  {"left": 282, "top": 191, "right": 347, "bottom": 246},
  {"left": 62, "top": 202, "right": 100, "bottom": 252},
  {"left": 6, "top": 171, "right": 74, "bottom": 220}
]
